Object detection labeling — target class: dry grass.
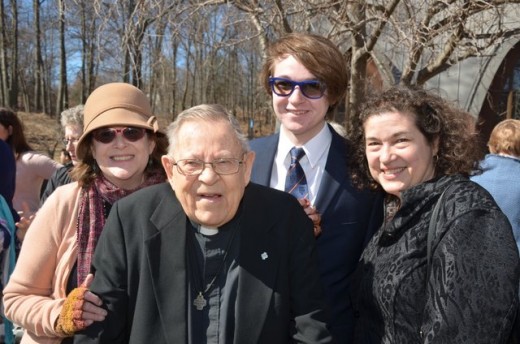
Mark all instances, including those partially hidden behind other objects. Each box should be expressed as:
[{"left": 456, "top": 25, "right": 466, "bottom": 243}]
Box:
[{"left": 18, "top": 112, "right": 63, "bottom": 161}]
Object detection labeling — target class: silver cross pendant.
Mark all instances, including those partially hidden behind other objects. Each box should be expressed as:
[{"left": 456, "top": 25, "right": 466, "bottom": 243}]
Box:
[{"left": 193, "top": 292, "right": 207, "bottom": 310}]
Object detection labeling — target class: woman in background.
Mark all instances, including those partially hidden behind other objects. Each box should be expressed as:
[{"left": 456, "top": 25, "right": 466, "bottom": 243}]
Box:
[
  {"left": 471, "top": 119, "right": 520, "bottom": 254},
  {"left": 3, "top": 83, "right": 168, "bottom": 343},
  {"left": 0, "top": 108, "right": 62, "bottom": 218},
  {"left": 349, "top": 86, "right": 519, "bottom": 343},
  {"left": 40, "top": 105, "right": 84, "bottom": 205}
]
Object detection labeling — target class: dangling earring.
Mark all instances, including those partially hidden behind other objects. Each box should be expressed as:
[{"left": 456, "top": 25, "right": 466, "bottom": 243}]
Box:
[{"left": 147, "top": 155, "right": 153, "bottom": 169}]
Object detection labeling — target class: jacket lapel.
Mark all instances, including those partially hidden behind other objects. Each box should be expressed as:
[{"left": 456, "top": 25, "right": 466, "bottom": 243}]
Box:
[
  {"left": 234, "top": 186, "right": 279, "bottom": 343},
  {"left": 250, "top": 135, "right": 279, "bottom": 186},
  {"left": 145, "top": 189, "right": 187, "bottom": 344},
  {"left": 315, "top": 128, "right": 348, "bottom": 214}
]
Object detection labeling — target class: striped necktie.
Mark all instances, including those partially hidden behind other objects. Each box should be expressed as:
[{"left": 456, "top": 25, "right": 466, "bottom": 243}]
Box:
[{"left": 284, "top": 147, "right": 309, "bottom": 199}]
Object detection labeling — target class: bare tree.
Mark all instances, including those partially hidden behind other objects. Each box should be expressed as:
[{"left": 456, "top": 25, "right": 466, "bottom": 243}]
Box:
[
  {"left": 33, "top": 0, "right": 46, "bottom": 112},
  {"left": 1, "top": 0, "right": 20, "bottom": 109},
  {"left": 56, "top": 0, "right": 68, "bottom": 116},
  {"left": 0, "top": 0, "right": 9, "bottom": 106},
  {"left": 2, "top": 0, "right": 519, "bottom": 141},
  {"left": 74, "top": 0, "right": 98, "bottom": 103}
]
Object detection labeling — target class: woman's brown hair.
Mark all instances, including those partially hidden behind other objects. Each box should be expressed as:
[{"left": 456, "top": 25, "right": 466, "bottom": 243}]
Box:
[{"left": 348, "top": 85, "right": 482, "bottom": 190}]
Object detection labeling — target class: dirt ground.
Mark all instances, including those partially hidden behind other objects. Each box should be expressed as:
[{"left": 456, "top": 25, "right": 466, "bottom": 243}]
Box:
[{"left": 17, "top": 112, "right": 63, "bottom": 161}]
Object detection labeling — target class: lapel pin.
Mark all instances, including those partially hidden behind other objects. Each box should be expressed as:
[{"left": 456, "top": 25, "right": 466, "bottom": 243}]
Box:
[{"left": 261, "top": 252, "right": 268, "bottom": 260}]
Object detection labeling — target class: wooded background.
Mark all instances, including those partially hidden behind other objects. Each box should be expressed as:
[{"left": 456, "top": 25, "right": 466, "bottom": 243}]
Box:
[{"left": 1, "top": 0, "right": 520, "bottom": 135}]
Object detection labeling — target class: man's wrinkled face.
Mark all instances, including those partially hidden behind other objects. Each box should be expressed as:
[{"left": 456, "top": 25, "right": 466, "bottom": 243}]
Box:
[{"left": 162, "top": 120, "right": 255, "bottom": 228}]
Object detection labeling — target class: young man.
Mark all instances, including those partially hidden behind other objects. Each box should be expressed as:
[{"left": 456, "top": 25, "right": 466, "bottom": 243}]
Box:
[{"left": 250, "top": 33, "right": 384, "bottom": 343}]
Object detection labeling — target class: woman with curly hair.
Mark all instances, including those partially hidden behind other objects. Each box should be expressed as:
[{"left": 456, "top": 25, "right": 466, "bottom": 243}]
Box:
[{"left": 349, "top": 86, "right": 519, "bottom": 343}]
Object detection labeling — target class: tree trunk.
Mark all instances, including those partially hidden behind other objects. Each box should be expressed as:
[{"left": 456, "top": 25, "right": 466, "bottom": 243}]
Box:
[
  {"left": 9, "top": 0, "right": 18, "bottom": 109},
  {"left": 0, "top": 0, "right": 8, "bottom": 105},
  {"left": 170, "top": 34, "right": 178, "bottom": 119},
  {"left": 56, "top": 0, "right": 68, "bottom": 117},
  {"left": 347, "top": 2, "right": 369, "bottom": 128},
  {"left": 33, "top": 0, "right": 43, "bottom": 112}
]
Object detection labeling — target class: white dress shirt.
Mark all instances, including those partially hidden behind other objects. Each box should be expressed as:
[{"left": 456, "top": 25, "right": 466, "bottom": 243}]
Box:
[{"left": 270, "top": 123, "right": 332, "bottom": 205}]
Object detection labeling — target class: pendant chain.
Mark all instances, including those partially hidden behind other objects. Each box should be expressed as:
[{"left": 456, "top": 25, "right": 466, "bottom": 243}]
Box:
[{"left": 188, "top": 220, "right": 239, "bottom": 311}]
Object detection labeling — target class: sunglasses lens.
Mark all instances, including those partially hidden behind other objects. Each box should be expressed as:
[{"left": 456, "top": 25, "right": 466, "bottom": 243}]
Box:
[
  {"left": 92, "top": 127, "right": 146, "bottom": 144},
  {"left": 272, "top": 79, "right": 295, "bottom": 96},
  {"left": 301, "top": 81, "right": 325, "bottom": 99},
  {"left": 93, "top": 129, "right": 116, "bottom": 144},
  {"left": 269, "top": 78, "right": 326, "bottom": 99},
  {"left": 123, "top": 127, "right": 146, "bottom": 141}
]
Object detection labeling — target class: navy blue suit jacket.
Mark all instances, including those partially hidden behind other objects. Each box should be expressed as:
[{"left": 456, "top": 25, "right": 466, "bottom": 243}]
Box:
[{"left": 250, "top": 126, "right": 384, "bottom": 343}]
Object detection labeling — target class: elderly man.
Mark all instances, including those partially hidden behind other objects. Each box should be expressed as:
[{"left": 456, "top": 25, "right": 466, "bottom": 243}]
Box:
[{"left": 74, "top": 104, "right": 332, "bottom": 344}]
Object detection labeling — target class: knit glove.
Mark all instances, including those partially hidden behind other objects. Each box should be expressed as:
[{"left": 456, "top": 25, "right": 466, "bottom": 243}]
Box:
[{"left": 55, "top": 286, "right": 89, "bottom": 336}]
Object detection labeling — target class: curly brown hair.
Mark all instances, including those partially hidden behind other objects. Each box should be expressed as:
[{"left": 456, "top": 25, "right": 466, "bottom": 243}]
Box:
[
  {"left": 69, "top": 131, "right": 168, "bottom": 188},
  {"left": 348, "top": 85, "right": 481, "bottom": 190}
]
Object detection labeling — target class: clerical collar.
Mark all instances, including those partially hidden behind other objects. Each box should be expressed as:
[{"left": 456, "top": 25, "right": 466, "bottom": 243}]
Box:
[
  {"left": 199, "top": 226, "right": 218, "bottom": 236},
  {"left": 188, "top": 219, "right": 219, "bottom": 236}
]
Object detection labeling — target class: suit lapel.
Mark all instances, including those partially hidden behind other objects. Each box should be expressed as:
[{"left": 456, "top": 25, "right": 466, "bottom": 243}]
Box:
[
  {"left": 145, "top": 188, "right": 187, "bottom": 344},
  {"left": 234, "top": 186, "right": 279, "bottom": 343},
  {"left": 251, "top": 135, "right": 279, "bottom": 186},
  {"left": 315, "top": 129, "right": 348, "bottom": 214}
]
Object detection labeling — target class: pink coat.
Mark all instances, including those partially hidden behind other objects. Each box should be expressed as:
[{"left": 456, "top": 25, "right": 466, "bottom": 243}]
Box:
[
  {"left": 14, "top": 151, "right": 62, "bottom": 214},
  {"left": 4, "top": 183, "right": 80, "bottom": 344}
]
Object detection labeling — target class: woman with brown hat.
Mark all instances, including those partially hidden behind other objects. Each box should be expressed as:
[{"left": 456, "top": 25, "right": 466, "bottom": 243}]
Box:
[{"left": 2, "top": 83, "right": 168, "bottom": 343}]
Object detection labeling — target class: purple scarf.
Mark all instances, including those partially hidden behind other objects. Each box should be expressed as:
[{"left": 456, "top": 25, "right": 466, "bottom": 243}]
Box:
[{"left": 76, "top": 170, "right": 165, "bottom": 285}]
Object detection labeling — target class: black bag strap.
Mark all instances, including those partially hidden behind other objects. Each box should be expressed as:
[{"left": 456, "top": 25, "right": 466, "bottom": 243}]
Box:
[
  {"left": 421, "top": 188, "right": 449, "bottom": 339},
  {"left": 426, "top": 188, "right": 449, "bottom": 285}
]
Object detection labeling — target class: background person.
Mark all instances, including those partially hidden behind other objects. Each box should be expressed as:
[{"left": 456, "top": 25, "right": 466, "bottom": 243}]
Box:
[
  {"left": 74, "top": 104, "right": 332, "bottom": 344},
  {"left": 0, "top": 108, "right": 62, "bottom": 216},
  {"left": 3, "top": 82, "right": 167, "bottom": 343},
  {"left": 471, "top": 119, "right": 520, "bottom": 254},
  {"left": 0, "top": 139, "right": 18, "bottom": 344},
  {"left": 249, "top": 32, "right": 384, "bottom": 342},
  {"left": 348, "top": 85, "right": 519, "bottom": 343},
  {"left": 0, "top": 137, "right": 18, "bottom": 224},
  {"left": 40, "top": 105, "right": 84, "bottom": 205},
  {"left": 60, "top": 149, "right": 72, "bottom": 165}
]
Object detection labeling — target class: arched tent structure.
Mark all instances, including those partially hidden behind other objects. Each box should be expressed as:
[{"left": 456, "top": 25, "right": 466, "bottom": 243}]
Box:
[{"left": 368, "top": 36, "right": 520, "bottom": 150}]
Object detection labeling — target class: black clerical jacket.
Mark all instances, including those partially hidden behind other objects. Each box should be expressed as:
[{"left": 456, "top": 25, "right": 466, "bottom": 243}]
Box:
[{"left": 74, "top": 182, "right": 332, "bottom": 344}]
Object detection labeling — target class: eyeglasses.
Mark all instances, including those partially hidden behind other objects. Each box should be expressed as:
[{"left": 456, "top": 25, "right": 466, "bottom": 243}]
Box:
[
  {"left": 62, "top": 138, "right": 79, "bottom": 146},
  {"left": 173, "top": 158, "right": 244, "bottom": 176},
  {"left": 92, "top": 127, "right": 147, "bottom": 144},
  {"left": 268, "top": 77, "right": 327, "bottom": 99}
]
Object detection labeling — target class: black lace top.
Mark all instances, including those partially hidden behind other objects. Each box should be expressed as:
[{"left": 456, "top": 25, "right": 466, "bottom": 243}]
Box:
[{"left": 353, "top": 174, "right": 519, "bottom": 343}]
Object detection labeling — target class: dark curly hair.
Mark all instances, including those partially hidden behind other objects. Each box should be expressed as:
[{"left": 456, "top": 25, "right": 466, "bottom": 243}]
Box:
[{"left": 348, "top": 85, "right": 481, "bottom": 191}]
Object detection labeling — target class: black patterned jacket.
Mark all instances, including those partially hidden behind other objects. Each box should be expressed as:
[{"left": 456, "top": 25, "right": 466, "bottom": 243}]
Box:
[{"left": 353, "top": 174, "right": 520, "bottom": 344}]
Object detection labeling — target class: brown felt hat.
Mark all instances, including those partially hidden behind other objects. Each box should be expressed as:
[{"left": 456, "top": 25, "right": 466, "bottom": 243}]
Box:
[{"left": 76, "top": 82, "right": 159, "bottom": 161}]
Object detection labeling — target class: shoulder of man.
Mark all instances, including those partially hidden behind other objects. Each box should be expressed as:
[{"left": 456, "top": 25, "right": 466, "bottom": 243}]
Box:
[
  {"left": 249, "top": 133, "right": 278, "bottom": 150},
  {"left": 116, "top": 182, "right": 172, "bottom": 206}
]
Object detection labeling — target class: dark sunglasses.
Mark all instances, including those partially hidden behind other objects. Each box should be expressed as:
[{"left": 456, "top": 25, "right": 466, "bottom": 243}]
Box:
[
  {"left": 268, "top": 77, "right": 327, "bottom": 99},
  {"left": 92, "top": 127, "right": 147, "bottom": 144}
]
